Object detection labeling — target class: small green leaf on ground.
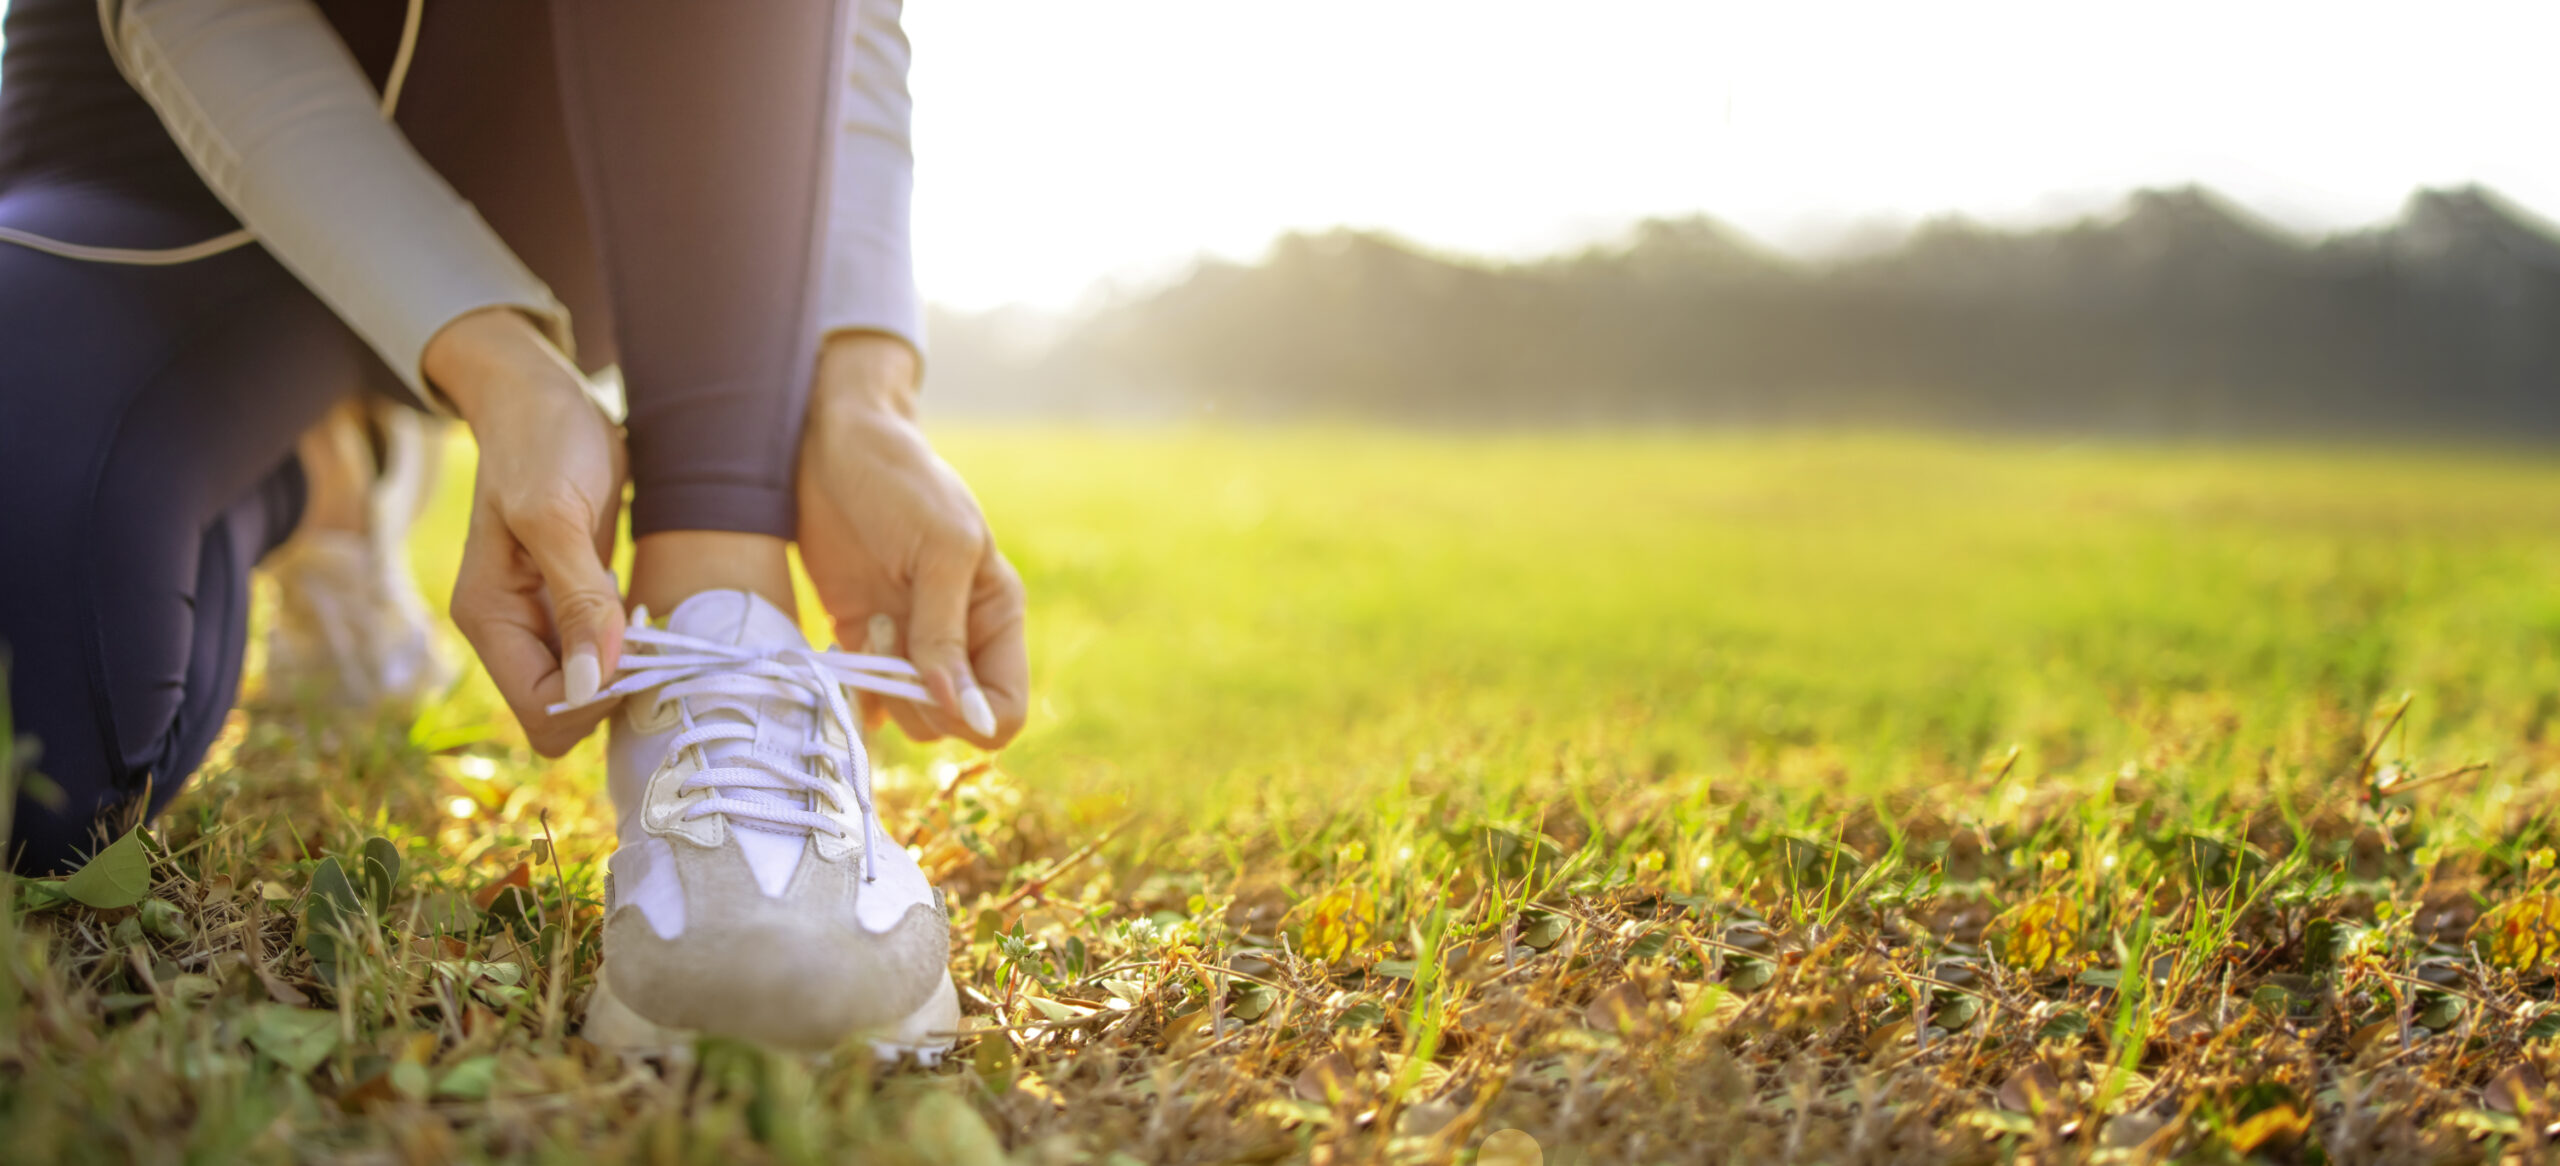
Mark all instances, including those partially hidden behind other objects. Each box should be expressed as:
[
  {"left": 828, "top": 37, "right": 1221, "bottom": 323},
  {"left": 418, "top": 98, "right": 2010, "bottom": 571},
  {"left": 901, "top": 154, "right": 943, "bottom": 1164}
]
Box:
[
  {"left": 304, "top": 855, "right": 373, "bottom": 980},
  {"left": 307, "top": 856, "right": 363, "bottom": 920},
  {"left": 15, "top": 880, "right": 71, "bottom": 912},
  {"left": 482, "top": 884, "right": 539, "bottom": 939},
  {"left": 1229, "top": 981, "right": 1278, "bottom": 1021},
  {"left": 410, "top": 890, "right": 478, "bottom": 937},
  {"left": 1726, "top": 957, "right": 1777, "bottom": 993},
  {"left": 429, "top": 959, "right": 523, "bottom": 987},
  {"left": 138, "top": 897, "right": 188, "bottom": 941},
  {"left": 1024, "top": 995, "right": 1088, "bottom": 1023},
  {"left": 1518, "top": 912, "right": 1566, "bottom": 950},
  {"left": 60, "top": 829, "right": 150, "bottom": 909},
  {"left": 2036, "top": 1009, "right": 2091, "bottom": 1042},
  {"left": 971, "top": 1029, "right": 1019, "bottom": 1092},
  {"left": 360, "top": 836, "right": 402, "bottom": 914},
  {"left": 166, "top": 974, "right": 217, "bottom": 1006},
  {"left": 902, "top": 1089, "right": 1007, "bottom": 1166},
  {"left": 247, "top": 1004, "right": 340, "bottom": 1074}
]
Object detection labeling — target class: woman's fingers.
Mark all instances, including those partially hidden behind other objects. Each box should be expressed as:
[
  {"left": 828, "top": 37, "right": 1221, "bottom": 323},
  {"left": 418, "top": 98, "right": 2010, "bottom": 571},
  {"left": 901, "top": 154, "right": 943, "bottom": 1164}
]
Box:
[
  {"left": 451, "top": 504, "right": 616, "bottom": 756},
  {"left": 515, "top": 495, "right": 625, "bottom": 703},
  {"left": 966, "top": 551, "right": 1031, "bottom": 746},
  {"left": 848, "top": 609, "right": 958, "bottom": 743},
  {"left": 908, "top": 536, "right": 996, "bottom": 739},
  {"left": 847, "top": 611, "right": 944, "bottom": 740},
  {"left": 882, "top": 543, "right": 1026, "bottom": 749}
]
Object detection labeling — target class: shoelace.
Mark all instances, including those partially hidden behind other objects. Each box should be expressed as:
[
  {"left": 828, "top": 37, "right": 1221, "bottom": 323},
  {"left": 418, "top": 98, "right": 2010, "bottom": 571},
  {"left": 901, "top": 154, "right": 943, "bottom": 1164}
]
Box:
[{"left": 549, "top": 609, "right": 929, "bottom": 882}]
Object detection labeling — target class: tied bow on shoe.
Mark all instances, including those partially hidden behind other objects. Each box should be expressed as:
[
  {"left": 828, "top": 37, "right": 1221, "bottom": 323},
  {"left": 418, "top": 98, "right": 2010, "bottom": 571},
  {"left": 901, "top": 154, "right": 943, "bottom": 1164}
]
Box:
[{"left": 548, "top": 608, "right": 931, "bottom": 882}]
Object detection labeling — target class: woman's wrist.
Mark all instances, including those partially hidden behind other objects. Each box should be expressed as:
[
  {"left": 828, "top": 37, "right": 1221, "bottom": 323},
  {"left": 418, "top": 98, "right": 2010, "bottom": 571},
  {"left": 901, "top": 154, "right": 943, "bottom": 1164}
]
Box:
[
  {"left": 422, "top": 307, "right": 587, "bottom": 430},
  {"left": 811, "top": 330, "right": 922, "bottom": 426}
]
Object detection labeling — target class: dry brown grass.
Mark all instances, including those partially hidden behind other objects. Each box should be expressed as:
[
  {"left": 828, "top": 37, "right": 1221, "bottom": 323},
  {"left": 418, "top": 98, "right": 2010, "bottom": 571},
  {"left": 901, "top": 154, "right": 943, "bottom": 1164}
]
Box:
[{"left": 8, "top": 691, "right": 2560, "bottom": 1165}]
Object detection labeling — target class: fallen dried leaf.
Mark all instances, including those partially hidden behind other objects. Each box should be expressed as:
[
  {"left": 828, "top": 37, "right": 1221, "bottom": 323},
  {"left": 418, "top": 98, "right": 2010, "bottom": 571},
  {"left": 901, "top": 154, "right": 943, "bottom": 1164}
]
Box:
[
  {"left": 2152, "top": 1009, "right": 2212, "bottom": 1045},
  {"left": 1867, "top": 1017, "right": 1916, "bottom": 1058},
  {"left": 1478, "top": 1128, "right": 1543, "bottom": 1166},
  {"left": 1295, "top": 1052, "right": 1359, "bottom": 1105},
  {"left": 1023, "top": 995, "right": 1093, "bottom": 1024},
  {"left": 1999, "top": 1062, "right": 2065, "bottom": 1114},
  {"left": 1985, "top": 893, "right": 2082, "bottom": 974},
  {"left": 1013, "top": 1072, "right": 1068, "bottom": 1110},
  {"left": 1160, "top": 1009, "right": 1210, "bottom": 1054},
  {"left": 337, "top": 1069, "right": 401, "bottom": 1113},
  {"left": 1397, "top": 1099, "right": 1459, "bottom": 1138},
  {"left": 2224, "top": 1103, "right": 2307, "bottom": 1154},
  {"left": 2472, "top": 894, "right": 2560, "bottom": 972},
  {"left": 1582, "top": 981, "right": 1648, "bottom": 1032},
  {"left": 2347, "top": 1019, "right": 2398, "bottom": 1058},
  {"left": 2100, "top": 1109, "right": 2168, "bottom": 1150},
  {"left": 252, "top": 959, "right": 309, "bottom": 1006},
  {"left": 2485, "top": 1064, "right": 2550, "bottom": 1116},
  {"left": 1298, "top": 887, "right": 1376, "bottom": 964},
  {"left": 471, "top": 863, "right": 532, "bottom": 912}
]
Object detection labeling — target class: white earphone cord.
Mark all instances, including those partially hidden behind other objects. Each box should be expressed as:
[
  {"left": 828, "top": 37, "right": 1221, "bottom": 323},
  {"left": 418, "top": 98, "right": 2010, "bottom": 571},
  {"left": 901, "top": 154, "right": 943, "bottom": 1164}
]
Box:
[{"left": 0, "top": 0, "right": 423, "bottom": 267}]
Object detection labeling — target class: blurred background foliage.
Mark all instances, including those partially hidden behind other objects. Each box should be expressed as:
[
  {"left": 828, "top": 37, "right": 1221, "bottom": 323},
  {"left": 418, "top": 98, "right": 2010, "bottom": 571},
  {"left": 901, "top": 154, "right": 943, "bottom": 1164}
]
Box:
[{"left": 932, "top": 186, "right": 2560, "bottom": 437}]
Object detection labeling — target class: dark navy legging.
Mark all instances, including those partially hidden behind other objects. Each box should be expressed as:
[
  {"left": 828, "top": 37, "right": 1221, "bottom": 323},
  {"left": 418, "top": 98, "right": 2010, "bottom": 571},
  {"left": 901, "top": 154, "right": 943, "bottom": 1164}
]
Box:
[{"left": 0, "top": 0, "right": 850, "bottom": 873}]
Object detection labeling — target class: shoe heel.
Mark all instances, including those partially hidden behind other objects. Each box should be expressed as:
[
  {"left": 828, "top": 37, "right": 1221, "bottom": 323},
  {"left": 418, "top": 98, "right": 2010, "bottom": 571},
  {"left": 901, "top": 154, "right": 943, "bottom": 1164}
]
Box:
[{"left": 867, "top": 970, "right": 962, "bottom": 1067}]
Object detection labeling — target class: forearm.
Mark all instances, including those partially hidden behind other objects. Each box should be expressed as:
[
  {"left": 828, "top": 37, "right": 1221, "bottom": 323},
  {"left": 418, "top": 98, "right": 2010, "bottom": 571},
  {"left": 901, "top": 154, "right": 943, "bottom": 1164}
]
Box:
[{"left": 107, "top": 0, "right": 569, "bottom": 409}]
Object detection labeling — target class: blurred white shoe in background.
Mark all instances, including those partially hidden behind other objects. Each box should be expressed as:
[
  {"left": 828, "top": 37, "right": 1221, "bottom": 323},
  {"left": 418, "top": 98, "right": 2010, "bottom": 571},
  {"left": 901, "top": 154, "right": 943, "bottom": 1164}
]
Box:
[{"left": 263, "top": 401, "right": 457, "bottom": 708}]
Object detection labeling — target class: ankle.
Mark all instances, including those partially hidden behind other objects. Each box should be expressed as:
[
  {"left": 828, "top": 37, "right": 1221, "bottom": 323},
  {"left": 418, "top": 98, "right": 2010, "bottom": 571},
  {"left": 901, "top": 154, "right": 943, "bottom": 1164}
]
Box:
[
  {"left": 293, "top": 399, "right": 371, "bottom": 535},
  {"left": 630, "top": 531, "right": 797, "bottom": 618}
]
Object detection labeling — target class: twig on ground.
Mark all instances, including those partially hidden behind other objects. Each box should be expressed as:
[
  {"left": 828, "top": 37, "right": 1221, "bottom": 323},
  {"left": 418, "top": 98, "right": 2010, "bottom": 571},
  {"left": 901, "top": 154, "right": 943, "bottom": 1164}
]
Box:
[{"left": 992, "top": 819, "right": 1127, "bottom": 915}]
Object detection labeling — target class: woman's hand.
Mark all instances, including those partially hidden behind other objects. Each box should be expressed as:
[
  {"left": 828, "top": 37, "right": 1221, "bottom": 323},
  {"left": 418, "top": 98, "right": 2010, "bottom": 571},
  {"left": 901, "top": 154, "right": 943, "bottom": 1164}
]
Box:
[
  {"left": 426, "top": 308, "right": 628, "bottom": 756},
  {"left": 796, "top": 332, "right": 1028, "bottom": 748}
]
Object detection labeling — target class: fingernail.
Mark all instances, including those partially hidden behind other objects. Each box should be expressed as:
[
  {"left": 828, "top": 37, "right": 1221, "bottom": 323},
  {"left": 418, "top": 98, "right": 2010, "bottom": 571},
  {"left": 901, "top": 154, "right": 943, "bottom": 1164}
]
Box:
[
  {"left": 959, "top": 683, "right": 996, "bottom": 738},
  {"left": 565, "top": 644, "right": 601, "bottom": 704},
  {"left": 865, "top": 614, "right": 897, "bottom": 655}
]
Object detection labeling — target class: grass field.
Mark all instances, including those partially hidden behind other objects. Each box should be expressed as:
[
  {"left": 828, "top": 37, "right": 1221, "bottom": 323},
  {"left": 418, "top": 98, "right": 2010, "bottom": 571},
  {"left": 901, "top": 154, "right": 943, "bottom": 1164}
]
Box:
[{"left": 11, "top": 429, "right": 2560, "bottom": 1163}]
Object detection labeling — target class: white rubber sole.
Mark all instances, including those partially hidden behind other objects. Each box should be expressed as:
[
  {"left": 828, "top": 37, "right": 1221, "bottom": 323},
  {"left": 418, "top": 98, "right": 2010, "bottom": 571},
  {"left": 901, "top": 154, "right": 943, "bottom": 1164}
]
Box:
[{"left": 583, "top": 966, "right": 963, "bottom": 1067}]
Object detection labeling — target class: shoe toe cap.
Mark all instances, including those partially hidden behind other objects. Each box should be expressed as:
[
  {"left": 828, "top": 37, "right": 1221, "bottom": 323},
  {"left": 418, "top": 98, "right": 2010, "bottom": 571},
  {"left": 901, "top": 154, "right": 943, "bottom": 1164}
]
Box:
[{"left": 604, "top": 903, "right": 947, "bottom": 1049}]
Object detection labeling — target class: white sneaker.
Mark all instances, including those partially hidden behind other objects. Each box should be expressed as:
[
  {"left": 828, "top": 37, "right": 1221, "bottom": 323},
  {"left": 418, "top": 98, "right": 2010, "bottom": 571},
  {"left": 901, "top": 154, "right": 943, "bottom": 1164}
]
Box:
[
  {"left": 263, "top": 405, "right": 457, "bottom": 707},
  {"left": 572, "top": 590, "right": 960, "bottom": 1060}
]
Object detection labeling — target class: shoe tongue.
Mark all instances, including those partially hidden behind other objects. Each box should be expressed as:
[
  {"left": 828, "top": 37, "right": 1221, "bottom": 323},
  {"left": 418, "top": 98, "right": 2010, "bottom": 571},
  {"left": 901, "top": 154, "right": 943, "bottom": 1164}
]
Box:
[
  {"left": 658, "top": 590, "right": 823, "bottom": 837},
  {"left": 662, "top": 589, "right": 808, "bottom": 651}
]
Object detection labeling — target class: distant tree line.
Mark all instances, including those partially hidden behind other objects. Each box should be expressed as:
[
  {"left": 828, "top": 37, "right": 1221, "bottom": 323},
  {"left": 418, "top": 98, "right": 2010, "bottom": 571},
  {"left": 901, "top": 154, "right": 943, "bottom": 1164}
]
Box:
[{"left": 927, "top": 186, "right": 2560, "bottom": 435}]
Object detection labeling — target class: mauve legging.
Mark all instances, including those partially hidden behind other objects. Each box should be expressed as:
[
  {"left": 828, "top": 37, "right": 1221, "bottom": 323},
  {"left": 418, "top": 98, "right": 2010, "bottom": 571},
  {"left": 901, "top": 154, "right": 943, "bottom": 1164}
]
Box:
[{"left": 0, "top": 0, "right": 848, "bottom": 873}]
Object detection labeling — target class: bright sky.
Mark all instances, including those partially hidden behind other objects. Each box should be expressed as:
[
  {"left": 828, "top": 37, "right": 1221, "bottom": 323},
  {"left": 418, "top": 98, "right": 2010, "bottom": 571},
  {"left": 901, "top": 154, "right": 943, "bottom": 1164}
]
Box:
[
  {"left": 4, "top": 2, "right": 2552, "bottom": 310},
  {"left": 907, "top": 0, "right": 2560, "bottom": 309}
]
